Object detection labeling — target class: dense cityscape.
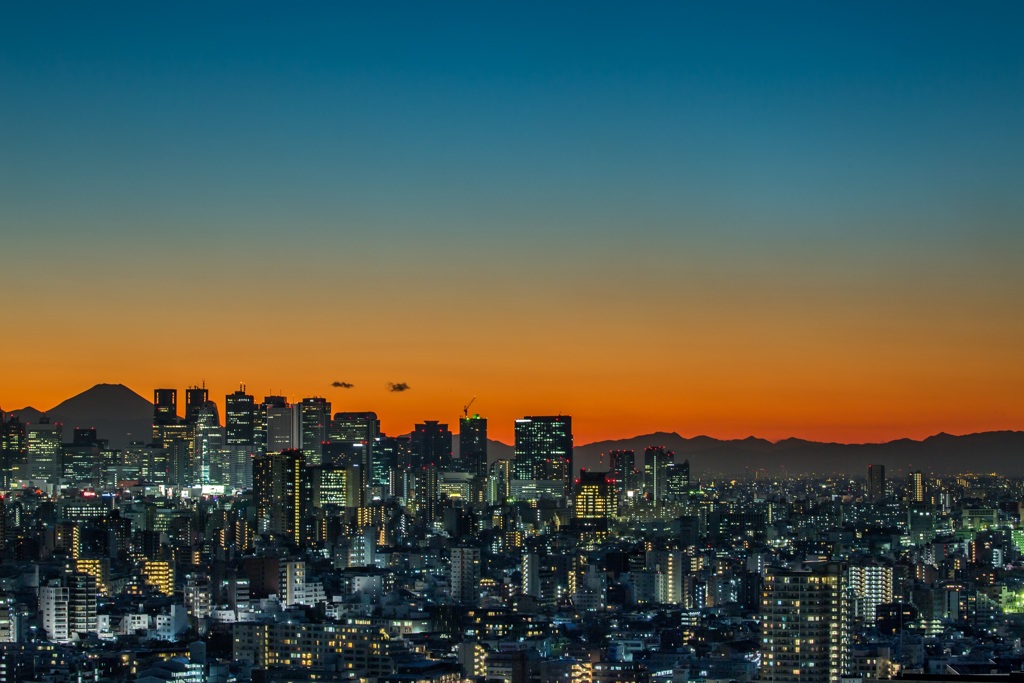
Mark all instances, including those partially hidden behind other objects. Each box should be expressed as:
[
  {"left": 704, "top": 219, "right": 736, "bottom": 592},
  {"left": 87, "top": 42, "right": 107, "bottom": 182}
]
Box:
[{"left": 0, "top": 385, "right": 1023, "bottom": 683}]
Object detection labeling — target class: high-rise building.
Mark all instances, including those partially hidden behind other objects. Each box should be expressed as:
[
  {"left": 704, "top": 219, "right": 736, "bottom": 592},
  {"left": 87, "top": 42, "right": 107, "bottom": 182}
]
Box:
[
  {"left": 1, "top": 414, "right": 27, "bottom": 487},
  {"left": 848, "top": 563, "right": 894, "bottom": 625},
  {"left": 867, "top": 464, "right": 886, "bottom": 504},
  {"left": 152, "top": 389, "right": 178, "bottom": 441},
  {"left": 61, "top": 428, "right": 103, "bottom": 488},
  {"left": 513, "top": 416, "right": 573, "bottom": 490},
  {"left": 253, "top": 449, "right": 306, "bottom": 540},
  {"left": 910, "top": 470, "right": 925, "bottom": 504},
  {"left": 643, "top": 446, "right": 673, "bottom": 504},
  {"left": 411, "top": 421, "right": 453, "bottom": 470},
  {"left": 184, "top": 386, "right": 210, "bottom": 425},
  {"left": 39, "top": 572, "right": 98, "bottom": 643},
  {"left": 327, "top": 412, "right": 380, "bottom": 503},
  {"left": 225, "top": 387, "right": 256, "bottom": 490},
  {"left": 458, "top": 415, "right": 488, "bottom": 477},
  {"left": 299, "top": 397, "right": 331, "bottom": 465},
  {"left": 193, "top": 401, "right": 223, "bottom": 485},
  {"left": 226, "top": 388, "right": 256, "bottom": 445},
  {"left": 27, "top": 416, "right": 63, "bottom": 487},
  {"left": 665, "top": 460, "right": 691, "bottom": 501},
  {"left": 574, "top": 470, "right": 617, "bottom": 521},
  {"left": 451, "top": 546, "right": 481, "bottom": 605},
  {"left": 760, "top": 563, "right": 851, "bottom": 683},
  {"left": 609, "top": 449, "right": 637, "bottom": 499},
  {"left": 263, "top": 397, "right": 299, "bottom": 454}
]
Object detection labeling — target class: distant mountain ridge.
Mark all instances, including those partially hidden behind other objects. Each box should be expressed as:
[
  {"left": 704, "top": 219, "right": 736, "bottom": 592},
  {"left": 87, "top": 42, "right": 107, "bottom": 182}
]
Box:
[
  {"left": 5, "top": 385, "right": 1022, "bottom": 475},
  {"left": 572, "top": 430, "right": 1024, "bottom": 477}
]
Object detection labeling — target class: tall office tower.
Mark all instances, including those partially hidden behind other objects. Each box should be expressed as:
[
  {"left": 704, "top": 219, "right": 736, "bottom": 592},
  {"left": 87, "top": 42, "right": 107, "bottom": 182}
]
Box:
[
  {"left": 458, "top": 415, "right": 488, "bottom": 476},
  {"left": 412, "top": 421, "right": 453, "bottom": 470},
  {"left": 329, "top": 411, "right": 381, "bottom": 444},
  {"left": 152, "top": 389, "right": 178, "bottom": 440},
  {"left": 513, "top": 416, "right": 573, "bottom": 487},
  {"left": 643, "top": 446, "right": 674, "bottom": 504},
  {"left": 226, "top": 388, "right": 256, "bottom": 444},
  {"left": 27, "top": 416, "right": 63, "bottom": 488},
  {"left": 414, "top": 463, "right": 441, "bottom": 526},
  {"left": 61, "top": 428, "right": 103, "bottom": 488},
  {"left": 263, "top": 397, "right": 299, "bottom": 454},
  {"left": 867, "top": 464, "right": 886, "bottom": 504},
  {"left": 665, "top": 460, "right": 691, "bottom": 501},
  {"left": 574, "top": 470, "right": 618, "bottom": 521},
  {"left": 253, "top": 449, "right": 306, "bottom": 541},
  {"left": 910, "top": 470, "right": 925, "bottom": 504},
  {"left": 487, "top": 459, "right": 512, "bottom": 505},
  {"left": 299, "top": 397, "right": 331, "bottom": 465},
  {"left": 609, "top": 449, "right": 637, "bottom": 498},
  {"left": 256, "top": 395, "right": 286, "bottom": 453},
  {"left": 451, "top": 546, "right": 481, "bottom": 605},
  {"left": 1, "top": 415, "right": 27, "bottom": 487},
  {"left": 326, "top": 412, "right": 380, "bottom": 502},
  {"left": 193, "top": 401, "right": 224, "bottom": 485},
  {"left": 760, "top": 563, "right": 851, "bottom": 683},
  {"left": 367, "top": 435, "right": 396, "bottom": 494},
  {"left": 225, "top": 387, "right": 256, "bottom": 490},
  {"left": 184, "top": 386, "right": 210, "bottom": 425}
]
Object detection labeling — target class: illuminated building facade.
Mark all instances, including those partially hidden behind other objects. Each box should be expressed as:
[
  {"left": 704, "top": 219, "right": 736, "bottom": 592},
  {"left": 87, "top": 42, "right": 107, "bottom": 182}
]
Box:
[
  {"left": 761, "top": 563, "right": 850, "bottom": 683},
  {"left": 513, "top": 416, "right": 573, "bottom": 496}
]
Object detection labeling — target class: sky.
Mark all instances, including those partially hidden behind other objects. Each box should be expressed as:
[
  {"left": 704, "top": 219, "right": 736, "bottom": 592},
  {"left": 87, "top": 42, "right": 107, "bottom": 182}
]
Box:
[{"left": 2, "top": 2, "right": 1023, "bottom": 444}]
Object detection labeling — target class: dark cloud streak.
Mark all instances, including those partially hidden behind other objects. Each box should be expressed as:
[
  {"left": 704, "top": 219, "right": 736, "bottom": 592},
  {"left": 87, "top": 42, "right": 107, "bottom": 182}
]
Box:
[
  {"left": 331, "top": 381, "right": 354, "bottom": 388},
  {"left": 387, "top": 382, "right": 411, "bottom": 393}
]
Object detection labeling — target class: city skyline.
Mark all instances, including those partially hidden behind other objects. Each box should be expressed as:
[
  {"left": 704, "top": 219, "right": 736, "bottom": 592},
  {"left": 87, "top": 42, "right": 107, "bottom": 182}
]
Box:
[
  {"left": 3, "top": 4, "right": 1023, "bottom": 444},
  {"left": 3, "top": 379, "right": 1023, "bottom": 448}
]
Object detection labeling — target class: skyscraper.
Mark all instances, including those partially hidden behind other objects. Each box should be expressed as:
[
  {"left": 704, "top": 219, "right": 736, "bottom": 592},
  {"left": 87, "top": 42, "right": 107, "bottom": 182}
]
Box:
[
  {"left": 458, "top": 414, "right": 488, "bottom": 477},
  {"left": 0, "top": 414, "right": 27, "bottom": 488},
  {"left": 253, "top": 449, "right": 306, "bottom": 541},
  {"left": 27, "top": 416, "right": 63, "bottom": 488},
  {"left": 760, "top": 563, "right": 850, "bottom": 683},
  {"left": 184, "top": 386, "right": 209, "bottom": 425},
  {"left": 299, "top": 397, "right": 331, "bottom": 465},
  {"left": 328, "top": 412, "right": 381, "bottom": 503},
  {"left": 867, "top": 464, "right": 886, "bottom": 504},
  {"left": 152, "top": 388, "right": 179, "bottom": 444},
  {"left": 609, "top": 449, "right": 637, "bottom": 499},
  {"left": 513, "top": 416, "right": 573, "bottom": 487},
  {"left": 225, "top": 387, "right": 256, "bottom": 490},
  {"left": 226, "top": 388, "right": 256, "bottom": 445},
  {"left": 193, "top": 400, "right": 223, "bottom": 485},
  {"left": 262, "top": 397, "right": 298, "bottom": 454},
  {"left": 665, "top": 460, "right": 691, "bottom": 501},
  {"left": 411, "top": 421, "right": 453, "bottom": 470},
  {"left": 643, "top": 446, "right": 674, "bottom": 504}
]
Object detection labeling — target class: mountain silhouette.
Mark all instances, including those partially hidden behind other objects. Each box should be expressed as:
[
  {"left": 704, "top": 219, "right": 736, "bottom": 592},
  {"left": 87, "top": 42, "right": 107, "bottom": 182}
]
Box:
[
  {"left": 10, "top": 383, "right": 152, "bottom": 450},
  {"left": 572, "top": 430, "right": 1024, "bottom": 477}
]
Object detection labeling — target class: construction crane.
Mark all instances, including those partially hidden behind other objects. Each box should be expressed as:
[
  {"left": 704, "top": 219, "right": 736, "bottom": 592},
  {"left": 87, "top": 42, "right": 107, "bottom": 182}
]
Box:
[{"left": 462, "top": 396, "right": 476, "bottom": 418}]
